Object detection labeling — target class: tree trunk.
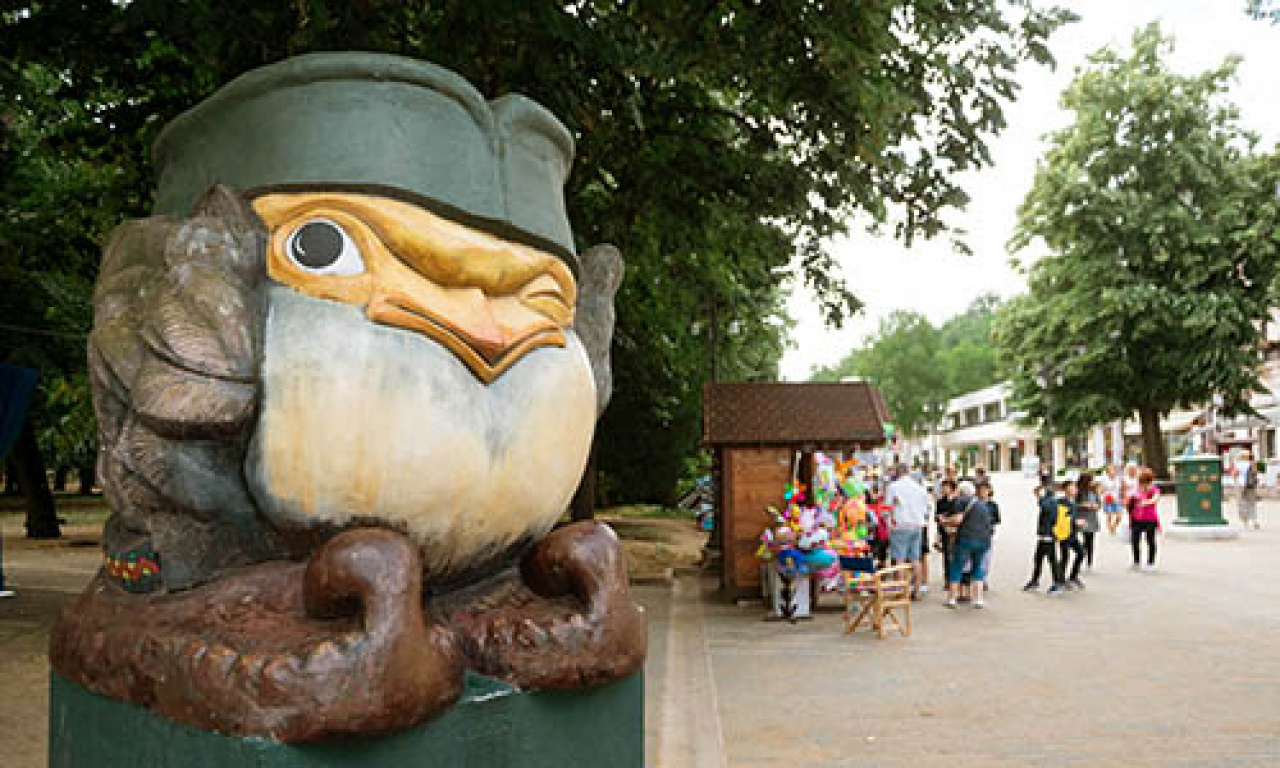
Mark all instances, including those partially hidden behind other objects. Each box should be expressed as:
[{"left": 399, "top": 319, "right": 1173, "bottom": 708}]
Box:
[
  {"left": 11, "top": 419, "right": 61, "bottom": 539},
  {"left": 78, "top": 463, "right": 97, "bottom": 496},
  {"left": 570, "top": 442, "right": 597, "bottom": 522},
  {"left": 1138, "top": 408, "right": 1169, "bottom": 480},
  {"left": 53, "top": 466, "right": 68, "bottom": 492},
  {"left": 3, "top": 464, "right": 18, "bottom": 495}
]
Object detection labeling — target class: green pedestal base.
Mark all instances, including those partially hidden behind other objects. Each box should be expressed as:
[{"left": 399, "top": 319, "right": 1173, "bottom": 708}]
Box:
[{"left": 49, "top": 671, "right": 643, "bottom": 768}]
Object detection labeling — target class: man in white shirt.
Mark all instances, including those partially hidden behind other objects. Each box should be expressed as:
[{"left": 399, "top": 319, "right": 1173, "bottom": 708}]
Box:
[
  {"left": 885, "top": 464, "right": 932, "bottom": 599},
  {"left": 1235, "top": 450, "right": 1260, "bottom": 530}
]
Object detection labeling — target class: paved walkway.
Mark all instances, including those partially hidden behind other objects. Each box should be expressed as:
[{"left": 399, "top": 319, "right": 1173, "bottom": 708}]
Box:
[
  {"left": 643, "top": 472, "right": 1280, "bottom": 767},
  {"left": 4, "top": 474, "right": 1279, "bottom": 767}
]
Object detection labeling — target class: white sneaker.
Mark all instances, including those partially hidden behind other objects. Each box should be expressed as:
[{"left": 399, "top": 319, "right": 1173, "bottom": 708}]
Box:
[
  {"left": 1144, "top": 564, "right": 1157, "bottom": 573},
  {"left": 1129, "top": 564, "right": 1141, "bottom": 572},
  {"left": 972, "top": 599, "right": 985, "bottom": 609},
  {"left": 945, "top": 597, "right": 957, "bottom": 609},
  {"left": 0, "top": 590, "right": 14, "bottom": 598},
  {"left": 918, "top": 585, "right": 930, "bottom": 595}
]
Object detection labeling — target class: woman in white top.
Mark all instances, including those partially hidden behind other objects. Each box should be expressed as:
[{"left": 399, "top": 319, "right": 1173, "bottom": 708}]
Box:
[
  {"left": 1118, "top": 462, "right": 1140, "bottom": 536},
  {"left": 1100, "top": 464, "right": 1124, "bottom": 535}
]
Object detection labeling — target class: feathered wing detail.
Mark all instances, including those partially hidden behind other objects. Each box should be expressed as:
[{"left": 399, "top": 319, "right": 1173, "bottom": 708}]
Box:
[
  {"left": 89, "top": 185, "right": 277, "bottom": 591},
  {"left": 573, "top": 244, "right": 624, "bottom": 416}
]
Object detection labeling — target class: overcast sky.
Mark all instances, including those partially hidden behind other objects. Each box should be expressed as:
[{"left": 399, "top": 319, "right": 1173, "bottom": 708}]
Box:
[{"left": 779, "top": 0, "right": 1280, "bottom": 381}]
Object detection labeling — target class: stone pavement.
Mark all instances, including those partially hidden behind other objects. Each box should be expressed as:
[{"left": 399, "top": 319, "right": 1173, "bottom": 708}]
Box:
[
  {"left": 642, "top": 472, "right": 1280, "bottom": 767},
  {"left": 0, "top": 531, "right": 102, "bottom": 768}
]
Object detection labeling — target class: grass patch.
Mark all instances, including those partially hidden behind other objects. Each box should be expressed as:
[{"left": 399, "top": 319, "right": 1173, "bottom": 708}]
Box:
[
  {"left": 599, "top": 504, "right": 691, "bottom": 520},
  {"left": 0, "top": 497, "right": 110, "bottom": 528}
]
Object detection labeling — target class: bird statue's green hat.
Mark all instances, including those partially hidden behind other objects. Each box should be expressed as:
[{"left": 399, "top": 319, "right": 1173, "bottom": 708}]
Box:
[
  {"left": 51, "top": 52, "right": 641, "bottom": 742},
  {"left": 153, "top": 52, "right": 578, "bottom": 268}
]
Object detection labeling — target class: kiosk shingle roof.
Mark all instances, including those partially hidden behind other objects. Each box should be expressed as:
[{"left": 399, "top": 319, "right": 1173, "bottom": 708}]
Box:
[{"left": 702, "top": 381, "right": 889, "bottom": 447}]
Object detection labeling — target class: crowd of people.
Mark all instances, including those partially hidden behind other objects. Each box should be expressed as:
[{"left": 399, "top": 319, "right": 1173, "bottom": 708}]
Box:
[
  {"left": 864, "top": 459, "right": 1210, "bottom": 610},
  {"left": 875, "top": 463, "right": 1002, "bottom": 609}
]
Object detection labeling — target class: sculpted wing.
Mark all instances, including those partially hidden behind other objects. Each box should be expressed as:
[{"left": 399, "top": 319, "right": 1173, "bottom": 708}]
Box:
[
  {"left": 90, "top": 185, "right": 278, "bottom": 591},
  {"left": 572, "top": 244, "right": 624, "bottom": 416}
]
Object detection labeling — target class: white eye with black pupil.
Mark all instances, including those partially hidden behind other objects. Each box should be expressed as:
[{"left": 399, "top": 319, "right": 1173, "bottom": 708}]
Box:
[{"left": 285, "top": 219, "right": 365, "bottom": 275}]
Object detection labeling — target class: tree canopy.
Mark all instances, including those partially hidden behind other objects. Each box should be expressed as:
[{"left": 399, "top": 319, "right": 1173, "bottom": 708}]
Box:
[
  {"left": 2, "top": 0, "right": 1074, "bottom": 505},
  {"left": 995, "top": 23, "right": 1280, "bottom": 476},
  {"left": 1247, "top": 0, "right": 1280, "bottom": 24},
  {"left": 811, "top": 295, "right": 1002, "bottom": 435}
]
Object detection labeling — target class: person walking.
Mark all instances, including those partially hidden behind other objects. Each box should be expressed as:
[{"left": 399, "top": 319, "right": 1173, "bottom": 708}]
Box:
[
  {"left": 943, "top": 480, "right": 993, "bottom": 609},
  {"left": 1056, "top": 479, "right": 1086, "bottom": 590},
  {"left": 1100, "top": 464, "right": 1123, "bottom": 534},
  {"left": 1119, "top": 462, "right": 1140, "bottom": 540},
  {"left": 1236, "top": 450, "right": 1260, "bottom": 530},
  {"left": 885, "top": 464, "right": 931, "bottom": 599},
  {"left": 1129, "top": 468, "right": 1161, "bottom": 572},
  {"left": 1024, "top": 474, "right": 1066, "bottom": 595},
  {"left": 1076, "top": 472, "right": 1101, "bottom": 570}
]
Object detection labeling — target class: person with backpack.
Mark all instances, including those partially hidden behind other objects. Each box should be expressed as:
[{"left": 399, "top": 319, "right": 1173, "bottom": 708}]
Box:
[
  {"left": 1236, "top": 450, "right": 1260, "bottom": 530},
  {"left": 1057, "top": 478, "right": 1087, "bottom": 590},
  {"left": 1023, "top": 474, "right": 1066, "bottom": 595}
]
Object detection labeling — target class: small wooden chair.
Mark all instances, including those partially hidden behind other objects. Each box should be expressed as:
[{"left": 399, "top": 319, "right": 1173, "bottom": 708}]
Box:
[{"left": 843, "top": 563, "right": 913, "bottom": 639}]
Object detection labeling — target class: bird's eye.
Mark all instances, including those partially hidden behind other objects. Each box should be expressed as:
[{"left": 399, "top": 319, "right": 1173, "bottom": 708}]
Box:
[{"left": 285, "top": 219, "right": 365, "bottom": 275}]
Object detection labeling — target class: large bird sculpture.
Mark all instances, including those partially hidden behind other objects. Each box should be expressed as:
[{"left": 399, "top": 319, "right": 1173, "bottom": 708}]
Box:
[{"left": 51, "top": 54, "right": 644, "bottom": 742}]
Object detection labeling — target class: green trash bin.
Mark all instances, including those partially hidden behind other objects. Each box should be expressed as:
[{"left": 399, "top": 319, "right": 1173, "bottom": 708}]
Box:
[{"left": 1171, "top": 455, "right": 1227, "bottom": 526}]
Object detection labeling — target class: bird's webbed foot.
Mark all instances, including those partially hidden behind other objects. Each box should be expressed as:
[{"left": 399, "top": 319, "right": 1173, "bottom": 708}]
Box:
[
  {"left": 444, "top": 521, "right": 647, "bottom": 689},
  {"left": 51, "top": 529, "right": 465, "bottom": 741}
]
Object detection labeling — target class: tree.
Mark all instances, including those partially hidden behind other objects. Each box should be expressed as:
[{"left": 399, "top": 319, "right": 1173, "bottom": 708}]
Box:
[
  {"left": 997, "top": 24, "right": 1280, "bottom": 477},
  {"left": 1247, "top": 1, "right": 1280, "bottom": 24},
  {"left": 2, "top": 1, "right": 1075, "bottom": 504},
  {"left": 837, "top": 312, "right": 950, "bottom": 435},
  {"left": 811, "top": 295, "right": 1002, "bottom": 435},
  {"left": 937, "top": 294, "right": 1002, "bottom": 394}
]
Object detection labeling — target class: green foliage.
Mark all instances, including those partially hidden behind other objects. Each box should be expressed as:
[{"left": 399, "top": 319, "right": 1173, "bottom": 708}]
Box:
[
  {"left": 1247, "top": 0, "right": 1280, "bottom": 24},
  {"left": 811, "top": 295, "right": 1002, "bottom": 434},
  {"left": 2, "top": 0, "right": 1074, "bottom": 503},
  {"left": 997, "top": 23, "right": 1280, "bottom": 475}
]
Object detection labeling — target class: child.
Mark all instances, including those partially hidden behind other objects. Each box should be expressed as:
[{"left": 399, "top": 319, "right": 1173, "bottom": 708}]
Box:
[
  {"left": 1076, "top": 472, "right": 1101, "bottom": 571},
  {"left": 1058, "top": 479, "right": 1086, "bottom": 590},
  {"left": 1100, "top": 464, "right": 1123, "bottom": 534},
  {"left": 1023, "top": 474, "right": 1066, "bottom": 595}
]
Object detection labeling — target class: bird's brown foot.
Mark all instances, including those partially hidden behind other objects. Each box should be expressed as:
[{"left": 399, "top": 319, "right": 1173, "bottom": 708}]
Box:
[
  {"left": 50, "top": 528, "right": 465, "bottom": 741},
  {"left": 443, "top": 521, "right": 647, "bottom": 689}
]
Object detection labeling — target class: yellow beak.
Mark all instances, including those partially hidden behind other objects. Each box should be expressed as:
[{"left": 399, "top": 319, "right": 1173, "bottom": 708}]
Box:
[{"left": 253, "top": 192, "right": 577, "bottom": 383}]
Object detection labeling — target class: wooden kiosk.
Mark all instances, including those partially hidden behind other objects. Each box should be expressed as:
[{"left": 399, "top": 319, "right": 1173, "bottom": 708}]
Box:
[{"left": 703, "top": 382, "right": 888, "bottom": 601}]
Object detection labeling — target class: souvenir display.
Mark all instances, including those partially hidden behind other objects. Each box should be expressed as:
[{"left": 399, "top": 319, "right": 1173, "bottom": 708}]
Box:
[{"left": 757, "top": 452, "right": 876, "bottom": 618}]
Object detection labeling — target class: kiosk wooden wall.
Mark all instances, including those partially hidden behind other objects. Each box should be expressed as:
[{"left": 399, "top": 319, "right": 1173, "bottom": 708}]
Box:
[{"left": 720, "top": 446, "right": 792, "bottom": 598}]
